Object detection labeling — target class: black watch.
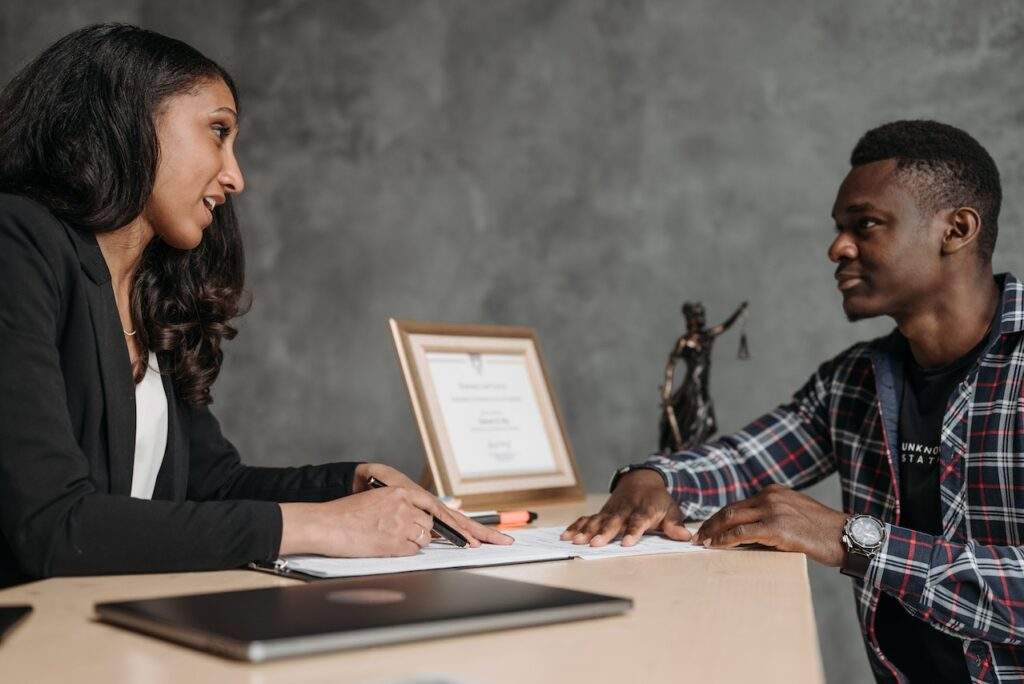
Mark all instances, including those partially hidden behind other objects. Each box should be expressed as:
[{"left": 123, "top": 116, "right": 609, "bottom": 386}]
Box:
[
  {"left": 609, "top": 465, "right": 668, "bottom": 493},
  {"left": 840, "top": 514, "right": 885, "bottom": 578}
]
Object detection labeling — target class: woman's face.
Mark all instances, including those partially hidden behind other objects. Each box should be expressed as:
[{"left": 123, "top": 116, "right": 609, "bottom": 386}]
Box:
[{"left": 142, "top": 77, "right": 244, "bottom": 249}]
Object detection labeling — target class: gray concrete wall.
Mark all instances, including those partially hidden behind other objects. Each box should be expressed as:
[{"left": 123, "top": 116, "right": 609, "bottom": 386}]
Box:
[{"left": 4, "top": 2, "right": 1024, "bottom": 681}]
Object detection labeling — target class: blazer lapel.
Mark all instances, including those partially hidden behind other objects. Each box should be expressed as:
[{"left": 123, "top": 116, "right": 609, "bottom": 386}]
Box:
[{"left": 63, "top": 224, "right": 136, "bottom": 496}]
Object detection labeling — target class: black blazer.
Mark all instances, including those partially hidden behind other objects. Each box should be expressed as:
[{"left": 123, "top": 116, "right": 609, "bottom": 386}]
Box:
[{"left": 0, "top": 194, "right": 358, "bottom": 588}]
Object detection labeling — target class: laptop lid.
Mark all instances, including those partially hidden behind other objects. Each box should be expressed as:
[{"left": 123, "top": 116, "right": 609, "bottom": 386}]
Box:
[{"left": 95, "top": 571, "right": 632, "bottom": 662}]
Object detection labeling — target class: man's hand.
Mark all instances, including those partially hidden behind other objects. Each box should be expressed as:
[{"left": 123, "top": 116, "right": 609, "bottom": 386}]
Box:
[
  {"left": 693, "top": 484, "right": 847, "bottom": 566},
  {"left": 560, "top": 469, "right": 691, "bottom": 547}
]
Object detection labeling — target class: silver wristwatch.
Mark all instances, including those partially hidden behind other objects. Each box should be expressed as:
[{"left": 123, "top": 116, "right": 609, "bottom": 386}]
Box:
[{"left": 840, "top": 514, "right": 885, "bottom": 578}]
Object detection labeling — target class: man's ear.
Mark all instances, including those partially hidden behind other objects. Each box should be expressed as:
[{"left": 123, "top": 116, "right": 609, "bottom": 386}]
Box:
[{"left": 940, "top": 207, "right": 983, "bottom": 255}]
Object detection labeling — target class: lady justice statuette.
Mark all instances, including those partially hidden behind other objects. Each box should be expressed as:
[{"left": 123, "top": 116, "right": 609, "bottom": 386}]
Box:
[{"left": 659, "top": 301, "right": 749, "bottom": 454}]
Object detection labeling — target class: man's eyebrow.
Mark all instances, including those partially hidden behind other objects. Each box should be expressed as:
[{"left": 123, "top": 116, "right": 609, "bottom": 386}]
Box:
[{"left": 830, "top": 202, "right": 875, "bottom": 219}]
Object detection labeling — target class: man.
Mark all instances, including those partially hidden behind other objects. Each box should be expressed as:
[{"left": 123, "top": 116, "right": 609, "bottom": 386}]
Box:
[{"left": 563, "top": 120, "right": 1020, "bottom": 683}]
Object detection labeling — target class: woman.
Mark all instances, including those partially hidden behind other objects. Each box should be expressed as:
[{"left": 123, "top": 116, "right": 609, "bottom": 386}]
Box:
[{"left": 0, "top": 24, "right": 509, "bottom": 589}]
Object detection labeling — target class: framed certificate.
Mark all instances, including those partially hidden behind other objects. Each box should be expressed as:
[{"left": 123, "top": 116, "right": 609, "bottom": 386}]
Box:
[{"left": 390, "top": 319, "right": 585, "bottom": 508}]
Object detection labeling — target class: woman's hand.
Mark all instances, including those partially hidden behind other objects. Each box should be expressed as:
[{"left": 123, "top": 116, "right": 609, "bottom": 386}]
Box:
[
  {"left": 280, "top": 486, "right": 436, "bottom": 557},
  {"left": 352, "top": 463, "right": 514, "bottom": 548},
  {"left": 350, "top": 462, "right": 426, "bottom": 494},
  {"left": 278, "top": 463, "right": 513, "bottom": 557}
]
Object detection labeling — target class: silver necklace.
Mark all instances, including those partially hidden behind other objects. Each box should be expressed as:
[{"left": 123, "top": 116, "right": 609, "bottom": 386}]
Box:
[{"left": 113, "top": 288, "right": 136, "bottom": 336}]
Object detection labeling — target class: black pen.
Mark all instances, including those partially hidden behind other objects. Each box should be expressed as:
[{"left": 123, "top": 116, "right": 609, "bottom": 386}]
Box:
[{"left": 367, "top": 476, "right": 469, "bottom": 548}]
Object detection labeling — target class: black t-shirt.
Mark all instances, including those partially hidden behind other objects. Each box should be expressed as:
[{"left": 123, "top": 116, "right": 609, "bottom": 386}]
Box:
[{"left": 873, "top": 330, "right": 991, "bottom": 683}]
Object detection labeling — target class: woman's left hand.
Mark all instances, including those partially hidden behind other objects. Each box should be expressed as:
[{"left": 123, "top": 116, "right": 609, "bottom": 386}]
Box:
[{"left": 352, "top": 463, "right": 514, "bottom": 547}]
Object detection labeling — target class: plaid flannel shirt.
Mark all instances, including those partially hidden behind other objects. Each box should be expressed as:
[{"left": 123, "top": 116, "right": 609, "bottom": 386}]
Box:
[{"left": 637, "top": 273, "right": 1024, "bottom": 683}]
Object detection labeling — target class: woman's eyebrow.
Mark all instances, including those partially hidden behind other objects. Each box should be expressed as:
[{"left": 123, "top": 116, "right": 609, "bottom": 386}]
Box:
[{"left": 211, "top": 106, "right": 239, "bottom": 124}]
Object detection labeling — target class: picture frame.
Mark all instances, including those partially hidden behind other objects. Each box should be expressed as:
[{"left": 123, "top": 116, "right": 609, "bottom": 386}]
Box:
[{"left": 389, "top": 319, "right": 585, "bottom": 509}]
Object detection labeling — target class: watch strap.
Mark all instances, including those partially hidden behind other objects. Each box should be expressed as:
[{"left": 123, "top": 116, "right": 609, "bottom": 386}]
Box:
[
  {"left": 609, "top": 465, "right": 669, "bottom": 493},
  {"left": 840, "top": 548, "right": 871, "bottom": 578}
]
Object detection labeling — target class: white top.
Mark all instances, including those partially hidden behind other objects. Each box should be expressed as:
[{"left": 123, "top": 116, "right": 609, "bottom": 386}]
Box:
[{"left": 130, "top": 351, "right": 168, "bottom": 499}]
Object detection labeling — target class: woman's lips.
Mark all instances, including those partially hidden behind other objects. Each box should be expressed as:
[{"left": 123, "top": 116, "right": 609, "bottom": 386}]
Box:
[
  {"left": 199, "top": 202, "right": 213, "bottom": 229},
  {"left": 201, "top": 197, "right": 218, "bottom": 224}
]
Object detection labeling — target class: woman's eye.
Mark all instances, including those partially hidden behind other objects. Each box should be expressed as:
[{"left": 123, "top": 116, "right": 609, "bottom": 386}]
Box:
[{"left": 212, "top": 124, "right": 232, "bottom": 140}]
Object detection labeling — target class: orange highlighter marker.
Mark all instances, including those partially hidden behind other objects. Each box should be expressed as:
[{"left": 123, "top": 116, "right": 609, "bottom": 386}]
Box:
[{"left": 467, "top": 510, "right": 538, "bottom": 527}]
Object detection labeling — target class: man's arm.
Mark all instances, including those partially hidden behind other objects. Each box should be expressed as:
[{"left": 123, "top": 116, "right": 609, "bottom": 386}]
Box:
[
  {"left": 563, "top": 357, "right": 840, "bottom": 545},
  {"left": 644, "top": 357, "right": 839, "bottom": 519},
  {"left": 866, "top": 526, "right": 1024, "bottom": 644},
  {"left": 695, "top": 487, "right": 1024, "bottom": 645}
]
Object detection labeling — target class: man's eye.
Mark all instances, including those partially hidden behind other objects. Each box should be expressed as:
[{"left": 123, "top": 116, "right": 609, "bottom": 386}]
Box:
[{"left": 857, "top": 218, "right": 878, "bottom": 230}]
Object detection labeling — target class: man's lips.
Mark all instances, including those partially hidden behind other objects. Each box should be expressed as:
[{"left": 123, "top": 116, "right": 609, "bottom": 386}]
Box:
[{"left": 835, "top": 271, "right": 865, "bottom": 291}]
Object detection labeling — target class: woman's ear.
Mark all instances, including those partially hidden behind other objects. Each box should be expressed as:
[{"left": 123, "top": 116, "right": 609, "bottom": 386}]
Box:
[{"left": 941, "top": 207, "right": 982, "bottom": 255}]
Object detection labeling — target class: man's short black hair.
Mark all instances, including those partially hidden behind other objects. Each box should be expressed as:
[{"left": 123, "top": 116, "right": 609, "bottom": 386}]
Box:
[{"left": 850, "top": 120, "right": 1002, "bottom": 261}]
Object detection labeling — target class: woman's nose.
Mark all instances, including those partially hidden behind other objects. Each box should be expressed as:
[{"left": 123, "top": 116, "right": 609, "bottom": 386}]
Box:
[{"left": 219, "top": 155, "right": 245, "bottom": 195}]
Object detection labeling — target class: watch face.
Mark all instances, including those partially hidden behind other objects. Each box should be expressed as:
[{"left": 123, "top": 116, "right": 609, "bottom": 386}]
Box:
[{"left": 850, "top": 517, "right": 883, "bottom": 546}]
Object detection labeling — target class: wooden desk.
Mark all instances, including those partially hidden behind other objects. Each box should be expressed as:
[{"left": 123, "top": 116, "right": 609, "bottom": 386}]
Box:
[{"left": 0, "top": 495, "right": 824, "bottom": 683}]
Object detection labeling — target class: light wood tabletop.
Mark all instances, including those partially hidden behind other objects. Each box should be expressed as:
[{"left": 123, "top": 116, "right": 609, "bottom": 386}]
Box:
[{"left": 0, "top": 494, "right": 824, "bottom": 684}]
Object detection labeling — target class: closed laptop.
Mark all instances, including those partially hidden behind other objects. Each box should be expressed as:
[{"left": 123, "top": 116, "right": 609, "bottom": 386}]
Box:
[{"left": 95, "top": 570, "right": 632, "bottom": 662}]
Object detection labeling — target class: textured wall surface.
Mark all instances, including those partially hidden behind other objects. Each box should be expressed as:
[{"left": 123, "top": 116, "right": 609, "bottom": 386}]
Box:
[{"left": 4, "top": 2, "right": 1024, "bottom": 681}]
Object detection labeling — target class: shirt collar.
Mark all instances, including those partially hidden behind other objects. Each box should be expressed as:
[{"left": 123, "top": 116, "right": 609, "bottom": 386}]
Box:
[{"left": 994, "top": 272, "right": 1024, "bottom": 336}]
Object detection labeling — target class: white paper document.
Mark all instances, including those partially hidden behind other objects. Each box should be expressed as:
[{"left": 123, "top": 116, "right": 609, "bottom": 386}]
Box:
[{"left": 277, "top": 526, "right": 707, "bottom": 579}]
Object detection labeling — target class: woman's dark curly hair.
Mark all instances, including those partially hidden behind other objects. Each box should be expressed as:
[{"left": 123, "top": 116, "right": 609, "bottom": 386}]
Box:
[{"left": 0, "top": 23, "right": 247, "bottom": 407}]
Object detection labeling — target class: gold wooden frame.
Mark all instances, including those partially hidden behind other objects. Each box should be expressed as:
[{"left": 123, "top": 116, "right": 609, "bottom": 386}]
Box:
[{"left": 390, "top": 319, "right": 585, "bottom": 509}]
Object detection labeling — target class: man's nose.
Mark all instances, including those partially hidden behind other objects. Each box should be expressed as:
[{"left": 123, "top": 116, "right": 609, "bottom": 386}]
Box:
[{"left": 828, "top": 231, "right": 857, "bottom": 263}]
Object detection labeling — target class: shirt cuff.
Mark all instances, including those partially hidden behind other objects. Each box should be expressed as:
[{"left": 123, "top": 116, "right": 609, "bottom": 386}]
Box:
[
  {"left": 863, "top": 523, "right": 935, "bottom": 606},
  {"left": 644, "top": 455, "right": 706, "bottom": 506}
]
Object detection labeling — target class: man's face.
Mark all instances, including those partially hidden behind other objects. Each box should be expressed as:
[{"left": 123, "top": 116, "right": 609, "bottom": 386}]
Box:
[{"left": 828, "top": 159, "right": 943, "bottom": 322}]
